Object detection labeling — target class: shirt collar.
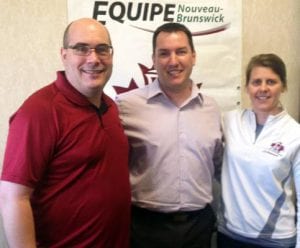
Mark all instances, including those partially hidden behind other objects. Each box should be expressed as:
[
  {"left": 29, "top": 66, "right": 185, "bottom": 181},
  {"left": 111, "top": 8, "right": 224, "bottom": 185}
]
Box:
[
  {"left": 146, "top": 78, "right": 203, "bottom": 106},
  {"left": 54, "top": 71, "right": 111, "bottom": 110}
]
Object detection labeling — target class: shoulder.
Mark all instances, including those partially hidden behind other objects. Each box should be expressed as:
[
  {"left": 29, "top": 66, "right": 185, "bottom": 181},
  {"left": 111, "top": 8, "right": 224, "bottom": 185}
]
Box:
[
  {"left": 9, "top": 83, "right": 58, "bottom": 124},
  {"left": 200, "top": 94, "right": 217, "bottom": 107},
  {"left": 199, "top": 94, "right": 222, "bottom": 118},
  {"left": 284, "top": 113, "right": 300, "bottom": 128},
  {"left": 222, "top": 108, "right": 248, "bottom": 129},
  {"left": 280, "top": 112, "right": 300, "bottom": 138},
  {"left": 224, "top": 108, "right": 241, "bottom": 119},
  {"left": 116, "top": 86, "right": 148, "bottom": 100}
]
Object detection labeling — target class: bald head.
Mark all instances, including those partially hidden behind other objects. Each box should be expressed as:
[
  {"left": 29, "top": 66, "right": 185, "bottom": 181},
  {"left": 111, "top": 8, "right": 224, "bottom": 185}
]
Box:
[
  {"left": 63, "top": 18, "right": 111, "bottom": 48},
  {"left": 60, "top": 18, "right": 114, "bottom": 103}
]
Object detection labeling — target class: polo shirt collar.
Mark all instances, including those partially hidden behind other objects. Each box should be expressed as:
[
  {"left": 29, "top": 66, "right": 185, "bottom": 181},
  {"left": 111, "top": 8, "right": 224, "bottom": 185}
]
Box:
[
  {"left": 54, "top": 71, "right": 111, "bottom": 112},
  {"left": 55, "top": 71, "right": 91, "bottom": 107}
]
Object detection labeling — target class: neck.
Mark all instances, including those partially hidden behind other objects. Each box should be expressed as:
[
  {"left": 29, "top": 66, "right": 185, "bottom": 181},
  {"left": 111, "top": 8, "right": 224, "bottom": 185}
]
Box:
[
  {"left": 254, "top": 107, "right": 283, "bottom": 125},
  {"left": 162, "top": 83, "right": 192, "bottom": 107},
  {"left": 255, "top": 113, "right": 268, "bottom": 125},
  {"left": 87, "top": 91, "right": 102, "bottom": 108}
]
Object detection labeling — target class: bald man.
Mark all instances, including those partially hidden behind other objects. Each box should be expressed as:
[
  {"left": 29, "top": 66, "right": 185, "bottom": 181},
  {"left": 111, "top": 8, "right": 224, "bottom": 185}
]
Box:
[{"left": 0, "top": 18, "right": 131, "bottom": 248}]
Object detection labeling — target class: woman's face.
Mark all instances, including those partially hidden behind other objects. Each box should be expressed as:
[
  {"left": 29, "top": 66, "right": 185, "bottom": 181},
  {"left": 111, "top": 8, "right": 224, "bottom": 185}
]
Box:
[{"left": 246, "top": 66, "right": 285, "bottom": 116}]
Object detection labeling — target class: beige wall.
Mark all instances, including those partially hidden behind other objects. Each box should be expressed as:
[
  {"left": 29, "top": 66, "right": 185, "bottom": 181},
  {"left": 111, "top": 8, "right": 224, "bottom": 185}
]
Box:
[
  {"left": 242, "top": 0, "right": 300, "bottom": 118},
  {"left": 0, "top": 0, "right": 67, "bottom": 167},
  {"left": 0, "top": 1, "right": 67, "bottom": 247},
  {"left": 0, "top": 1, "right": 299, "bottom": 246}
]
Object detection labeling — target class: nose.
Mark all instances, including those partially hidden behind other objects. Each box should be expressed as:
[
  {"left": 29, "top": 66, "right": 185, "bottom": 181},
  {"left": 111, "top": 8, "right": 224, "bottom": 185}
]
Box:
[
  {"left": 168, "top": 52, "right": 179, "bottom": 65},
  {"left": 86, "top": 49, "right": 101, "bottom": 63},
  {"left": 259, "top": 81, "right": 268, "bottom": 91}
]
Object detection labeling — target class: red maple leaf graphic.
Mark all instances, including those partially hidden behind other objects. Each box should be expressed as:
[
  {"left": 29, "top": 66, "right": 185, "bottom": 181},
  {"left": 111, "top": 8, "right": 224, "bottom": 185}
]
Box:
[
  {"left": 113, "top": 64, "right": 157, "bottom": 95},
  {"left": 113, "top": 79, "right": 139, "bottom": 94}
]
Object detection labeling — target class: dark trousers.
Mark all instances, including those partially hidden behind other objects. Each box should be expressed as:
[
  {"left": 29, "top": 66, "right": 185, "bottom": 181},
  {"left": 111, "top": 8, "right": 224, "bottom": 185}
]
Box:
[
  {"left": 131, "top": 205, "right": 216, "bottom": 248},
  {"left": 217, "top": 232, "right": 295, "bottom": 248}
]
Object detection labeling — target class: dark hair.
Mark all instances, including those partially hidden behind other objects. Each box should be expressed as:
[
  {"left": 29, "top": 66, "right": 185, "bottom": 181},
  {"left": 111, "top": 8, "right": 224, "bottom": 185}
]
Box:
[
  {"left": 152, "top": 22, "right": 195, "bottom": 53},
  {"left": 246, "top": 53, "right": 287, "bottom": 89}
]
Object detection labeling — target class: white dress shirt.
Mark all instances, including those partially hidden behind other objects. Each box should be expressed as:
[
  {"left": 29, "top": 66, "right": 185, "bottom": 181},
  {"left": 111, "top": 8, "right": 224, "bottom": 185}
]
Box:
[{"left": 116, "top": 79, "right": 223, "bottom": 212}]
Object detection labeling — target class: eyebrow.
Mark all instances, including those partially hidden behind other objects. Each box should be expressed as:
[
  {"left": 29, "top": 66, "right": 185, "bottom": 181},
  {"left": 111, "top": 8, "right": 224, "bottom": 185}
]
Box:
[
  {"left": 72, "top": 42, "right": 110, "bottom": 47},
  {"left": 157, "top": 46, "right": 188, "bottom": 51},
  {"left": 71, "top": 42, "right": 89, "bottom": 46}
]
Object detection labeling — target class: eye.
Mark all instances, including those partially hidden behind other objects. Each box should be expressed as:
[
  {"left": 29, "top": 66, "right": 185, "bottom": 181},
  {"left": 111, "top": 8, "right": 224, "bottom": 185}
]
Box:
[
  {"left": 157, "top": 50, "right": 169, "bottom": 58},
  {"left": 94, "top": 45, "right": 108, "bottom": 54},
  {"left": 266, "top": 79, "right": 277, "bottom": 85},
  {"left": 250, "top": 79, "right": 261, "bottom": 86},
  {"left": 74, "top": 45, "right": 89, "bottom": 53},
  {"left": 74, "top": 45, "right": 89, "bottom": 52},
  {"left": 176, "top": 49, "right": 188, "bottom": 55}
]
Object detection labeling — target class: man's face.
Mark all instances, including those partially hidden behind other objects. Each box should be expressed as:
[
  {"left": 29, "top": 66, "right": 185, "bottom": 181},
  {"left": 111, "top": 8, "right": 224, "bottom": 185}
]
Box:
[
  {"left": 61, "top": 19, "right": 113, "bottom": 98},
  {"left": 152, "top": 31, "right": 195, "bottom": 92}
]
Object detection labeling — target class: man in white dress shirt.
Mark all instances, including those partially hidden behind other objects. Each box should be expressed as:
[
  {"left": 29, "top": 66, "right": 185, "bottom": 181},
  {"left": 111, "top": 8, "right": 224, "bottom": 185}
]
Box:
[{"left": 116, "top": 22, "right": 223, "bottom": 248}]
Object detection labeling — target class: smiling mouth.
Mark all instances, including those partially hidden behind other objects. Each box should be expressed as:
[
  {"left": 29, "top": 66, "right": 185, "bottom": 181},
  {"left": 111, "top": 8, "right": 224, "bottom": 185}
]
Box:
[
  {"left": 82, "top": 69, "right": 104, "bottom": 75},
  {"left": 256, "top": 96, "right": 269, "bottom": 100},
  {"left": 168, "top": 69, "right": 182, "bottom": 76}
]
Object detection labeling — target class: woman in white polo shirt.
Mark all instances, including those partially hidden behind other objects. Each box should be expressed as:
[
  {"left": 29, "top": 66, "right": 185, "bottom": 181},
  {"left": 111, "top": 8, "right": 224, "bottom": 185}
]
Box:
[{"left": 218, "top": 54, "right": 300, "bottom": 248}]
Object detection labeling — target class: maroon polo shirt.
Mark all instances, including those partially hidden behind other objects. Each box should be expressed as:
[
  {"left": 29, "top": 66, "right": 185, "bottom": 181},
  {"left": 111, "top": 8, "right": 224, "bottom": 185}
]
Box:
[{"left": 2, "top": 71, "right": 131, "bottom": 248}]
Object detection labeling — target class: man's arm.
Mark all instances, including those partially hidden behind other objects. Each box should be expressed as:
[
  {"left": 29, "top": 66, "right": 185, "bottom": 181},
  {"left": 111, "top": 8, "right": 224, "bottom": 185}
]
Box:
[
  {"left": 213, "top": 138, "right": 224, "bottom": 182},
  {"left": 0, "top": 181, "right": 36, "bottom": 248}
]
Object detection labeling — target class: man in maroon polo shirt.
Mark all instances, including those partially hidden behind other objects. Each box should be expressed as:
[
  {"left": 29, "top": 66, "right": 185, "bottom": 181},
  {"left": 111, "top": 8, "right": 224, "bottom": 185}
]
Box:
[{"left": 0, "top": 18, "right": 131, "bottom": 248}]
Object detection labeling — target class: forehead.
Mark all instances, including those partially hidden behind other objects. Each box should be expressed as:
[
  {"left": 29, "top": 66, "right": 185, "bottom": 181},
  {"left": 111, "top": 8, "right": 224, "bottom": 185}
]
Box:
[
  {"left": 250, "top": 66, "right": 280, "bottom": 79},
  {"left": 155, "top": 31, "right": 190, "bottom": 49},
  {"left": 68, "top": 21, "right": 110, "bottom": 45}
]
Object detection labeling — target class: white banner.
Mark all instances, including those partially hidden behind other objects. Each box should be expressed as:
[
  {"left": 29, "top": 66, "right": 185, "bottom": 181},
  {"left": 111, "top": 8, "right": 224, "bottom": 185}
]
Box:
[{"left": 67, "top": 0, "right": 241, "bottom": 111}]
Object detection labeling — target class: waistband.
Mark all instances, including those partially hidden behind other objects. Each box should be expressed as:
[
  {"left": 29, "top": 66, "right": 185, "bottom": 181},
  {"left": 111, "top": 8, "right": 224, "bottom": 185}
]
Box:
[{"left": 132, "top": 204, "right": 212, "bottom": 222}]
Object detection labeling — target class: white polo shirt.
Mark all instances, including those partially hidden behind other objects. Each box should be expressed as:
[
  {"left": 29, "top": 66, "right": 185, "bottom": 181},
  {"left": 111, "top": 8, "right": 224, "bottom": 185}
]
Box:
[{"left": 219, "top": 109, "right": 300, "bottom": 247}]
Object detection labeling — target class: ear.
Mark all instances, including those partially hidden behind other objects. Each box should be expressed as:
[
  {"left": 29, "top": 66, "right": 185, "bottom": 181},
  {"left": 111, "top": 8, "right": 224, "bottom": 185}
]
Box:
[
  {"left": 152, "top": 53, "right": 156, "bottom": 69},
  {"left": 245, "top": 85, "right": 250, "bottom": 94},
  {"left": 60, "top": 47, "right": 67, "bottom": 61},
  {"left": 192, "top": 51, "right": 196, "bottom": 66}
]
